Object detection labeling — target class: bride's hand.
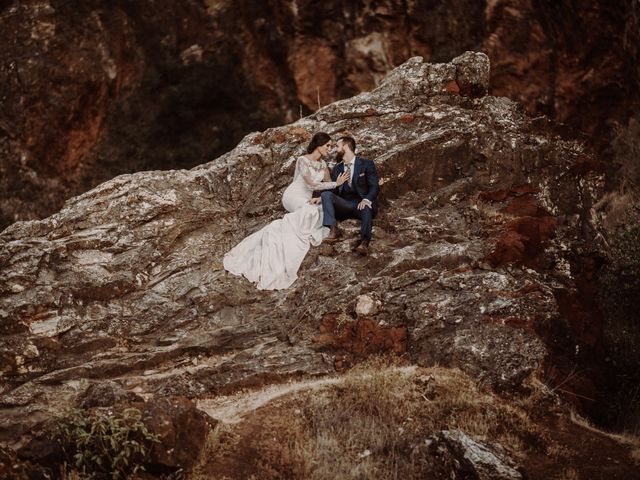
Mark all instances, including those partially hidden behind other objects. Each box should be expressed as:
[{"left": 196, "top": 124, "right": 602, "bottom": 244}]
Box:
[
  {"left": 308, "top": 197, "right": 321, "bottom": 205},
  {"left": 335, "top": 171, "right": 350, "bottom": 186}
]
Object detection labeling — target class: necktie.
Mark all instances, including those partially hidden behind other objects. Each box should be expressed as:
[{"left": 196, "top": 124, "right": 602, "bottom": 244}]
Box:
[{"left": 345, "top": 164, "right": 352, "bottom": 186}]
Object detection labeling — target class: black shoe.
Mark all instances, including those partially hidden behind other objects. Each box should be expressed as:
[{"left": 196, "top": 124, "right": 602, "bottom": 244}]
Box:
[
  {"left": 355, "top": 240, "right": 370, "bottom": 256},
  {"left": 351, "top": 239, "right": 361, "bottom": 252},
  {"left": 323, "top": 225, "right": 342, "bottom": 243}
]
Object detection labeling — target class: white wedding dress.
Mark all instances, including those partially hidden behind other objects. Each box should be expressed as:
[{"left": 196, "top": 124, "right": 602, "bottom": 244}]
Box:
[{"left": 223, "top": 155, "right": 337, "bottom": 290}]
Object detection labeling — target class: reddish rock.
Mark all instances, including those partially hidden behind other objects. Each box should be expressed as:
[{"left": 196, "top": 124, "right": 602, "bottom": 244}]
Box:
[
  {"left": 487, "top": 230, "right": 529, "bottom": 267},
  {"left": 453, "top": 51, "right": 490, "bottom": 97},
  {"left": 315, "top": 314, "right": 407, "bottom": 370},
  {"left": 2, "top": 1, "right": 637, "bottom": 230},
  {"left": 510, "top": 184, "right": 540, "bottom": 196},
  {"left": 480, "top": 184, "right": 539, "bottom": 202},
  {"left": 485, "top": 185, "right": 556, "bottom": 268},
  {"left": 570, "top": 154, "right": 607, "bottom": 175},
  {"left": 500, "top": 195, "right": 551, "bottom": 218},
  {"left": 480, "top": 189, "right": 511, "bottom": 202},
  {"left": 288, "top": 127, "right": 312, "bottom": 141},
  {"left": 446, "top": 80, "right": 461, "bottom": 94},
  {"left": 140, "top": 396, "right": 217, "bottom": 472},
  {"left": 289, "top": 38, "right": 338, "bottom": 111},
  {"left": 487, "top": 215, "right": 556, "bottom": 268},
  {"left": 272, "top": 131, "right": 287, "bottom": 144}
]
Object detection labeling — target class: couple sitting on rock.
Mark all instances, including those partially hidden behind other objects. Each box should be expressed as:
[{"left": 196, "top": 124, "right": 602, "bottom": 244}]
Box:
[{"left": 223, "top": 132, "right": 379, "bottom": 290}]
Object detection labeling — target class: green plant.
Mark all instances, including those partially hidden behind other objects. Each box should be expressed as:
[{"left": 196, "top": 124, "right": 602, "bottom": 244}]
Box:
[{"left": 53, "top": 407, "right": 159, "bottom": 480}]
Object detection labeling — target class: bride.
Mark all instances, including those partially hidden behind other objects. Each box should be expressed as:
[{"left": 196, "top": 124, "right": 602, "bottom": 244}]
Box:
[{"left": 223, "top": 132, "right": 349, "bottom": 290}]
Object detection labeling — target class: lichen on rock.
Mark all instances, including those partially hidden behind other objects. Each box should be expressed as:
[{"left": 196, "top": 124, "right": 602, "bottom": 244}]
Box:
[{"left": 0, "top": 51, "right": 619, "bottom": 476}]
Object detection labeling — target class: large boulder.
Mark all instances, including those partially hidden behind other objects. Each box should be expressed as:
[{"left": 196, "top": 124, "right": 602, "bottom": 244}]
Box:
[
  {"left": 430, "top": 429, "right": 522, "bottom": 480},
  {"left": 141, "top": 396, "right": 217, "bottom": 472},
  {"left": 2, "top": 1, "right": 636, "bottom": 231},
  {"left": 0, "top": 52, "right": 603, "bottom": 447}
]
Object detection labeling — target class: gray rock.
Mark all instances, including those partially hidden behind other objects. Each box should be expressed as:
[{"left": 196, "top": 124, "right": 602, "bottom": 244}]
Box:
[
  {"left": 78, "top": 381, "right": 144, "bottom": 408},
  {"left": 0, "top": 52, "right": 603, "bottom": 445},
  {"left": 434, "top": 429, "right": 522, "bottom": 480},
  {"left": 453, "top": 51, "right": 491, "bottom": 97}
]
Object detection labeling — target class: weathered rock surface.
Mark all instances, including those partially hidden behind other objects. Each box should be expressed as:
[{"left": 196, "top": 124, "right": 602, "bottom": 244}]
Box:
[
  {"left": 140, "top": 396, "right": 217, "bottom": 472},
  {"left": 2, "top": 0, "right": 638, "bottom": 229},
  {"left": 0, "top": 444, "right": 48, "bottom": 480},
  {"left": 0, "top": 52, "right": 605, "bottom": 466},
  {"left": 431, "top": 429, "right": 522, "bottom": 480}
]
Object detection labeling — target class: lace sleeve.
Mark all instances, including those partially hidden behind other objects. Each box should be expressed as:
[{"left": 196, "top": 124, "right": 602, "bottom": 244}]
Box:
[{"left": 295, "top": 157, "right": 336, "bottom": 190}]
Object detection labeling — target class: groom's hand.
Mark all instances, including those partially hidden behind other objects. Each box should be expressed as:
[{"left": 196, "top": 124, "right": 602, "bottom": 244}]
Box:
[
  {"left": 357, "top": 199, "right": 372, "bottom": 210},
  {"left": 309, "top": 198, "right": 321, "bottom": 205}
]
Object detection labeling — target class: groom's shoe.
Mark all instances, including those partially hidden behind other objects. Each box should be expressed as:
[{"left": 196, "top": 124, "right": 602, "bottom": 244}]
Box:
[
  {"left": 355, "top": 240, "right": 370, "bottom": 256},
  {"left": 323, "top": 225, "right": 342, "bottom": 243},
  {"left": 351, "top": 239, "right": 361, "bottom": 252}
]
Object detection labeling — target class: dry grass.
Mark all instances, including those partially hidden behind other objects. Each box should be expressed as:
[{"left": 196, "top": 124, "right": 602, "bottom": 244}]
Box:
[
  {"left": 195, "top": 362, "right": 639, "bottom": 479},
  {"left": 245, "top": 362, "right": 542, "bottom": 479},
  {"left": 569, "top": 411, "right": 640, "bottom": 447},
  {"left": 557, "top": 467, "right": 580, "bottom": 480}
]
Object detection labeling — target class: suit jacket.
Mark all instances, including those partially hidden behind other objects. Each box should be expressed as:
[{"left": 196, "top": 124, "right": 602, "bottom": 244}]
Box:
[{"left": 331, "top": 156, "right": 379, "bottom": 209}]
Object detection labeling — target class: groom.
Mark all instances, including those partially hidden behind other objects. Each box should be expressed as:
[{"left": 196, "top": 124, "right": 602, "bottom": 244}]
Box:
[{"left": 320, "top": 136, "right": 379, "bottom": 255}]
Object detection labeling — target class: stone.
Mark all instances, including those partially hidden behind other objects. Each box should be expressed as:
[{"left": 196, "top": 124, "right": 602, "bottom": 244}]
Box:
[
  {"left": 355, "top": 294, "right": 380, "bottom": 316},
  {"left": 0, "top": 52, "right": 604, "bottom": 448},
  {"left": 1, "top": 1, "right": 635, "bottom": 231},
  {"left": 78, "top": 381, "right": 145, "bottom": 409},
  {"left": 433, "top": 429, "right": 522, "bottom": 480},
  {"left": 16, "top": 437, "right": 63, "bottom": 470},
  {"left": 452, "top": 51, "right": 491, "bottom": 97},
  {"left": 140, "top": 396, "right": 217, "bottom": 472}
]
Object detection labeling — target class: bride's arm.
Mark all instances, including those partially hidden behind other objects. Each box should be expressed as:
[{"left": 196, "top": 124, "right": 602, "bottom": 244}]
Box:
[{"left": 297, "top": 157, "right": 337, "bottom": 190}]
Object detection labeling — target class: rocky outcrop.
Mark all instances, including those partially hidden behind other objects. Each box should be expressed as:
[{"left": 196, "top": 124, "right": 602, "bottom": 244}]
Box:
[
  {"left": 430, "top": 430, "right": 522, "bottom": 480},
  {"left": 0, "top": 0, "right": 287, "bottom": 229},
  {"left": 0, "top": 51, "right": 607, "bottom": 465},
  {"left": 2, "top": 0, "right": 638, "bottom": 230}
]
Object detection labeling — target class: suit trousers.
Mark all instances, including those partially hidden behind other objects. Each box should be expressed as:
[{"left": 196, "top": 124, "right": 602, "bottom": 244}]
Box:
[{"left": 320, "top": 191, "right": 375, "bottom": 241}]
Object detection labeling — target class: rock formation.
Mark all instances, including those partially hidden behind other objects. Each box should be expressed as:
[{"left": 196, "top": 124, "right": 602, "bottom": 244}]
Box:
[
  {"left": 2, "top": 0, "right": 638, "bottom": 230},
  {"left": 2, "top": 51, "right": 637, "bottom": 477}
]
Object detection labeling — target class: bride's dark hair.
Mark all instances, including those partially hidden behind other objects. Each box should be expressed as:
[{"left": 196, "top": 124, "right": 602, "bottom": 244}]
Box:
[{"left": 306, "top": 132, "right": 332, "bottom": 154}]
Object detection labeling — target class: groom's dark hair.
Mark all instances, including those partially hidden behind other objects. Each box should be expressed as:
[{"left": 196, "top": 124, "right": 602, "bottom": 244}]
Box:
[{"left": 338, "top": 136, "right": 356, "bottom": 153}]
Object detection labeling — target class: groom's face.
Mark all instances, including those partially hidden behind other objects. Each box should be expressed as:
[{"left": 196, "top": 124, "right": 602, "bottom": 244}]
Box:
[{"left": 335, "top": 141, "right": 346, "bottom": 161}]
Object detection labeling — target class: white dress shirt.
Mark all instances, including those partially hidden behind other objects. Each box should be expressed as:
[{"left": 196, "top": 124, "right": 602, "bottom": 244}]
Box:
[{"left": 343, "top": 159, "right": 355, "bottom": 185}]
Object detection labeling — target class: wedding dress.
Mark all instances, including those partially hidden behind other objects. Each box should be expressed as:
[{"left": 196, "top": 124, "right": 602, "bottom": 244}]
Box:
[{"left": 223, "top": 155, "right": 337, "bottom": 290}]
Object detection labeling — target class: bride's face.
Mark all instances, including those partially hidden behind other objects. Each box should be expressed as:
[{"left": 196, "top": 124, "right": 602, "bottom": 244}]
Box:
[{"left": 318, "top": 141, "right": 334, "bottom": 157}]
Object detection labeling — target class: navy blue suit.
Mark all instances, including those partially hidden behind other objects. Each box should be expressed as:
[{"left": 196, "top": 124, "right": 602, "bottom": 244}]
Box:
[{"left": 321, "top": 156, "right": 379, "bottom": 242}]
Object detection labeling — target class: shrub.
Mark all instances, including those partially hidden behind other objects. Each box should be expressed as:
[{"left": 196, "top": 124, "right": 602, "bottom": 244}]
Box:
[
  {"left": 599, "top": 223, "right": 640, "bottom": 433},
  {"left": 53, "top": 407, "right": 159, "bottom": 480}
]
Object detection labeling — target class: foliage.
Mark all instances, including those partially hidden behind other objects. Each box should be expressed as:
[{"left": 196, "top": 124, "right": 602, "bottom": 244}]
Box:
[
  {"left": 53, "top": 407, "right": 159, "bottom": 480},
  {"left": 599, "top": 223, "right": 640, "bottom": 434}
]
